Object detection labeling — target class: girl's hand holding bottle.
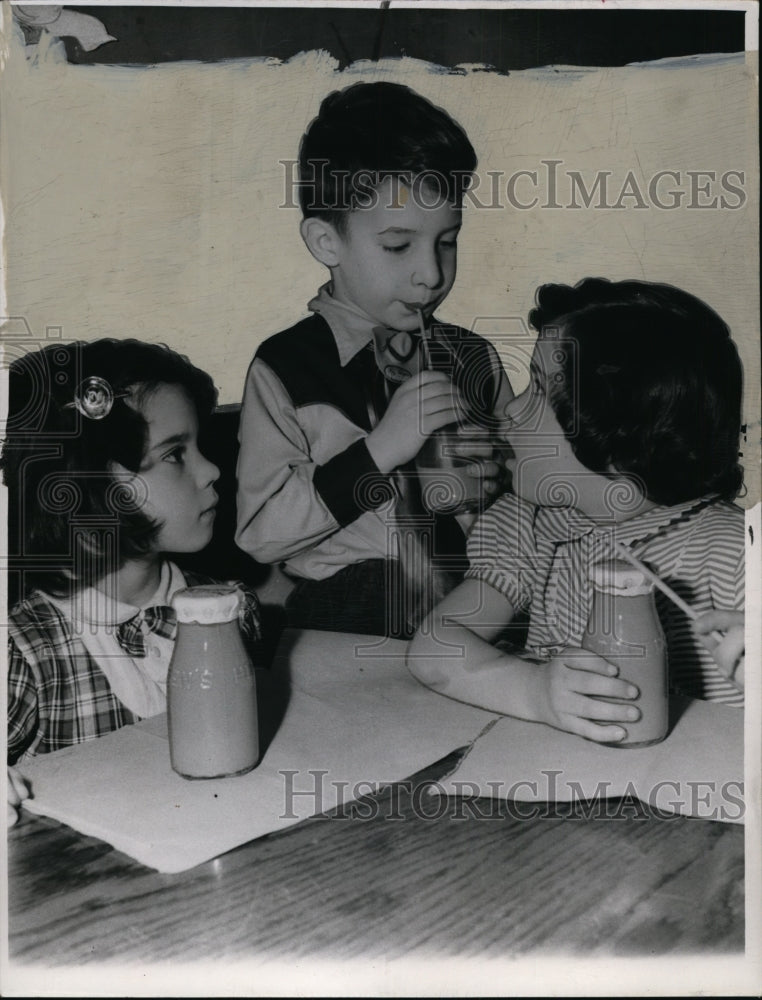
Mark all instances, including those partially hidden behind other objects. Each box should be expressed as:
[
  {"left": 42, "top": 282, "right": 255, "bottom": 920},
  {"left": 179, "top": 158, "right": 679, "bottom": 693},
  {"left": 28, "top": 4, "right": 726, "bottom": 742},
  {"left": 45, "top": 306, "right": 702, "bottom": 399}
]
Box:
[{"left": 536, "top": 647, "right": 641, "bottom": 744}]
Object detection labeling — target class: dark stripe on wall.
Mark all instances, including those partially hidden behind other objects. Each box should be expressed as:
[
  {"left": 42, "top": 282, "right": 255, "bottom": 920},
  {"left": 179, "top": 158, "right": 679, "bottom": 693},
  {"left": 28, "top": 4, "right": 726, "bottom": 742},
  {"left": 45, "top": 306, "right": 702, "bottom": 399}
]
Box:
[{"left": 63, "top": 6, "right": 745, "bottom": 69}]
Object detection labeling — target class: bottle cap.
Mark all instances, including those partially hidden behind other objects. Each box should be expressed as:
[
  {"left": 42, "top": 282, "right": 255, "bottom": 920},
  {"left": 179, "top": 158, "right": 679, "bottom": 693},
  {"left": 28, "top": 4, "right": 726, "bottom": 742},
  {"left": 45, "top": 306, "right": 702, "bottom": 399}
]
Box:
[
  {"left": 172, "top": 585, "right": 243, "bottom": 624},
  {"left": 589, "top": 559, "right": 654, "bottom": 597}
]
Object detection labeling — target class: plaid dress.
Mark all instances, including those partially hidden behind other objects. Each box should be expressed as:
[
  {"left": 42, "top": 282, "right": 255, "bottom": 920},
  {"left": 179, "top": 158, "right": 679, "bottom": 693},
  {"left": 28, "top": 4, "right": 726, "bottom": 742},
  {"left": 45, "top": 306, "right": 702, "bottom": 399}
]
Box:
[{"left": 7, "top": 570, "right": 261, "bottom": 764}]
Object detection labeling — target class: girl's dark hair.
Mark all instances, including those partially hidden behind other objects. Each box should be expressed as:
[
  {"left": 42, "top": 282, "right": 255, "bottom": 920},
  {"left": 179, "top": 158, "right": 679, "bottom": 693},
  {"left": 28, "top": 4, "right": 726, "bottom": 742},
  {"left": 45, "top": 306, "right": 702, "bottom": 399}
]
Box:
[
  {"left": 298, "top": 81, "right": 477, "bottom": 230},
  {"left": 2, "top": 338, "right": 217, "bottom": 597},
  {"left": 528, "top": 278, "right": 744, "bottom": 505}
]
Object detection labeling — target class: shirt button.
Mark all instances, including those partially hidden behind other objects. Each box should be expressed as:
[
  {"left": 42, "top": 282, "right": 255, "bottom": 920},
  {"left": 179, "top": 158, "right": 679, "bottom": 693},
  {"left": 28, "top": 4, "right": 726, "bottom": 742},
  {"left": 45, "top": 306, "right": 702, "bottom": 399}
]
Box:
[{"left": 151, "top": 646, "right": 161, "bottom": 659}]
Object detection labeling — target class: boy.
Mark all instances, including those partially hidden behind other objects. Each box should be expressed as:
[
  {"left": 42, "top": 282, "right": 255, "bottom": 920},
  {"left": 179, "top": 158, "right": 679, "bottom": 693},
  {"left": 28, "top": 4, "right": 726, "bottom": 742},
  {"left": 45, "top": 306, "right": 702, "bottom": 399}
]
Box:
[
  {"left": 407, "top": 278, "right": 745, "bottom": 743},
  {"left": 236, "top": 82, "right": 513, "bottom": 637}
]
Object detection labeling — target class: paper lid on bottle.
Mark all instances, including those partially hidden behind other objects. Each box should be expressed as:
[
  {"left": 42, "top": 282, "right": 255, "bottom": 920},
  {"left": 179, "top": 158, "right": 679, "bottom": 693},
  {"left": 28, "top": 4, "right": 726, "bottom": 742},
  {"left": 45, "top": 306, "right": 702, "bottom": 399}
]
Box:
[
  {"left": 171, "top": 585, "right": 243, "bottom": 624},
  {"left": 589, "top": 559, "right": 654, "bottom": 596}
]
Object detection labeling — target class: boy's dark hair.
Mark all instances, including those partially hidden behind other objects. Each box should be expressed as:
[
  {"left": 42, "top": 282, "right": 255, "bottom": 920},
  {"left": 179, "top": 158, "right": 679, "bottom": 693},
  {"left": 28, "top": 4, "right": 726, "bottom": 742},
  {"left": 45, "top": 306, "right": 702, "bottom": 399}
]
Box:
[
  {"left": 528, "top": 278, "right": 744, "bottom": 505},
  {"left": 298, "top": 81, "right": 477, "bottom": 229},
  {"left": 2, "top": 338, "right": 217, "bottom": 597}
]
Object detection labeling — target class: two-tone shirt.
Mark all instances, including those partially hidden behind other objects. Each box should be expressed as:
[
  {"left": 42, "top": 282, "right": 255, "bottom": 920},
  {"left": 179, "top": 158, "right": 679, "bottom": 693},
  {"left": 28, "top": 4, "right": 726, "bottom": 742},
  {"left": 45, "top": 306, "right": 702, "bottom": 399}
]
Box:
[{"left": 236, "top": 295, "right": 511, "bottom": 580}]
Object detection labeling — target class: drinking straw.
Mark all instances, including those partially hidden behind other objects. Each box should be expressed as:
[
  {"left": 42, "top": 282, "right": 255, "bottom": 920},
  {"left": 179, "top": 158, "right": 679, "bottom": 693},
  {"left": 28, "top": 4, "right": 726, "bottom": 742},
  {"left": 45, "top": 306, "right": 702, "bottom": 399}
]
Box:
[
  {"left": 417, "top": 308, "right": 431, "bottom": 369},
  {"left": 613, "top": 541, "right": 724, "bottom": 645}
]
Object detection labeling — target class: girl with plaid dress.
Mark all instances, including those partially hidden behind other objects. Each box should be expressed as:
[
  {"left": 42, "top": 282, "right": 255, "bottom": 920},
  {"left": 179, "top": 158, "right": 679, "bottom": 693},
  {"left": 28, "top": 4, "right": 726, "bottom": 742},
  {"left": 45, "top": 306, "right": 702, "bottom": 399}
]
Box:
[{"left": 4, "top": 339, "right": 261, "bottom": 823}]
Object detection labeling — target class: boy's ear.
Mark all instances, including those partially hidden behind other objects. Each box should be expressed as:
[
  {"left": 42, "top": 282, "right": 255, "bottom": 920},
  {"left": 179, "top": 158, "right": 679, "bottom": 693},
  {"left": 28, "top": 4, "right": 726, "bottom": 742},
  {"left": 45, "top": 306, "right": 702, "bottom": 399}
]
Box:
[{"left": 300, "top": 217, "right": 343, "bottom": 268}]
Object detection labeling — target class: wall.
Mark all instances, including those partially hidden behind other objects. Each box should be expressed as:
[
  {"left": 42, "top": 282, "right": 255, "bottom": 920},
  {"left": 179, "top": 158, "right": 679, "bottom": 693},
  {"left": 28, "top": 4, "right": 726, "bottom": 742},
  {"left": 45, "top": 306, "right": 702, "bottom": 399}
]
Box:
[{"left": 1, "top": 32, "right": 759, "bottom": 500}]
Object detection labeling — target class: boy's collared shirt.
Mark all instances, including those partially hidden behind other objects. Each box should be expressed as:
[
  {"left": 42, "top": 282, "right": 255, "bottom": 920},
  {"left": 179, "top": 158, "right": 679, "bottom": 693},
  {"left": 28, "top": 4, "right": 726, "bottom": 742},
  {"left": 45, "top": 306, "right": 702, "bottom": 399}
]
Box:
[
  {"left": 466, "top": 493, "right": 744, "bottom": 705},
  {"left": 308, "top": 282, "right": 378, "bottom": 367},
  {"left": 236, "top": 285, "right": 509, "bottom": 581}
]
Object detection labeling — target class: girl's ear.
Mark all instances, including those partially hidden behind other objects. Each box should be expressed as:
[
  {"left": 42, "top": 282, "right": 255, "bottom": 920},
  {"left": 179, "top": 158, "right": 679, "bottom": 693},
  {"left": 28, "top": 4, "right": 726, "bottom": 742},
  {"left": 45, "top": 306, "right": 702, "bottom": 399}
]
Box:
[{"left": 300, "top": 217, "right": 343, "bottom": 268}]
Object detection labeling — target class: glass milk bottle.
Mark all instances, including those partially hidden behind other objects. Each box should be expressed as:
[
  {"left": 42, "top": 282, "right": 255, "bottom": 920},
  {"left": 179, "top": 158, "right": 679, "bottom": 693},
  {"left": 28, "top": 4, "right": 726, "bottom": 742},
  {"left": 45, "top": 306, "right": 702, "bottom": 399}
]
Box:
[
  {"left": 414, "top": 332, "right": 487, "bottom": 515},
  {"left": 582, "top": 559, "right": 669, "bottom": 748},
  {"left": 168, "top": 585, "right": 259, "bottom": 779}
]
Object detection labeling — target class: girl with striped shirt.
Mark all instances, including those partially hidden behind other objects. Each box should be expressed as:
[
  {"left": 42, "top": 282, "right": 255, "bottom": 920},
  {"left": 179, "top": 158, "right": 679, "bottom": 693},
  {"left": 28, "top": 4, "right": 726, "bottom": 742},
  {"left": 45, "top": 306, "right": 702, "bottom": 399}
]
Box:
[{"left": 407, "top": 278, "right": 745, "bottom": 743}]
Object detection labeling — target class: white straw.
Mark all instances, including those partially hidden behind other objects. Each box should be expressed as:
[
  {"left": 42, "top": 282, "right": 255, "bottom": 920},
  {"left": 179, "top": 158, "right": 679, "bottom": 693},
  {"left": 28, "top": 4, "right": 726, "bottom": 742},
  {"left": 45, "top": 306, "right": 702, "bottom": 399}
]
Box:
[
  {"left": 613, "top": 541, "right": 723, "bottom": 645},
  {"left": 417, "top": 308, "right": 430, "bottom": 368}
]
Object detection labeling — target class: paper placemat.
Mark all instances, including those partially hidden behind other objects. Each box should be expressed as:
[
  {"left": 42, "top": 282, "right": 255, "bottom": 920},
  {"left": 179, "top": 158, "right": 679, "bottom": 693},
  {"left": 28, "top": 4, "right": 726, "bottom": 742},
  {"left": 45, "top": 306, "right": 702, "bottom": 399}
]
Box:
[
  {"left": 432, "top": 697, "right": 745, "bottom": 823},
  {"left": 17, "top": 630, "right": 495, "bottom": 873}
]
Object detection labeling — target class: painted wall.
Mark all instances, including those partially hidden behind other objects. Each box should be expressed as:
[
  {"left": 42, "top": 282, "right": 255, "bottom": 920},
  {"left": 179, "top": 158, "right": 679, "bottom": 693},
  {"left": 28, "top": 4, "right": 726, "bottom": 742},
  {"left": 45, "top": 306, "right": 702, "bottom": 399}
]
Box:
[{"left": 1, "top": 33, "right": 759, "bottom": 500}]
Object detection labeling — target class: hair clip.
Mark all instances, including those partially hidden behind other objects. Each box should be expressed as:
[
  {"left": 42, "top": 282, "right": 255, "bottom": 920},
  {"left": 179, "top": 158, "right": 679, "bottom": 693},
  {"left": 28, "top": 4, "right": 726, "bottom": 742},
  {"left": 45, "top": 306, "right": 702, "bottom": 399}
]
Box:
[{"left": 65, "top": 376, "right": 129, "bottom": 420}]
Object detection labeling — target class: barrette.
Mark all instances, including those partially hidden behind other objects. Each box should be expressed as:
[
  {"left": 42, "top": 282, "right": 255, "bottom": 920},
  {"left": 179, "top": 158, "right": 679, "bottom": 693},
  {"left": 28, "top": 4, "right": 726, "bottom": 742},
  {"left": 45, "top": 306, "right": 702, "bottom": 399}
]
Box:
[{"left": 64, "top": 376, "right": 130, "bottom": 420}]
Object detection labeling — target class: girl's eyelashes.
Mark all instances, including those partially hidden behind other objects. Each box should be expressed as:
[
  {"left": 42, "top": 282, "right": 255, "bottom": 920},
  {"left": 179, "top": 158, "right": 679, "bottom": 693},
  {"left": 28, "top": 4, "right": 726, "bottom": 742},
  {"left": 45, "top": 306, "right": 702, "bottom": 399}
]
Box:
[
  {"left": 163, "top": 446, "right": 186, "bottom": 465},
  {"left": 382, "top": 243, "right": 409, "bottom": 254}
]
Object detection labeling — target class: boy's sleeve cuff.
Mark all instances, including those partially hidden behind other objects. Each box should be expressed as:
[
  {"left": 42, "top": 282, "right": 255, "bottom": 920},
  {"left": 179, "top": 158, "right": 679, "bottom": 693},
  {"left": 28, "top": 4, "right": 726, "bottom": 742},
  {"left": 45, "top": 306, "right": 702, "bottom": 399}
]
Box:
[{"left": 314, "top": 439, "right": 396, "bottom": 527}]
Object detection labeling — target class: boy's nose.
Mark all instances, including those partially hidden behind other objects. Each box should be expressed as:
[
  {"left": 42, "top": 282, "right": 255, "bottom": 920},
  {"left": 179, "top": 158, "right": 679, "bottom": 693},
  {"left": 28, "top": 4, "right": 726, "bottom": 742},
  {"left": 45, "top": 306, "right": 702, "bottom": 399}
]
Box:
[{"left": 412, "top": 250, "right": 443, "bottom": 289}]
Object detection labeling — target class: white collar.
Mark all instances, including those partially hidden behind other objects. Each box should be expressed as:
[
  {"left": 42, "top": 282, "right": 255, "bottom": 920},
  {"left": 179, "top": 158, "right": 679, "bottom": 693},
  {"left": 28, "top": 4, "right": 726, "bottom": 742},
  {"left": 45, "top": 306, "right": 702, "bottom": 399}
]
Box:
[
  {"left": 307, "top": 283, "right": 379, "bottom": 367},
  {"left": 45, "top": 561, "right": 186, "bottom": 627}
]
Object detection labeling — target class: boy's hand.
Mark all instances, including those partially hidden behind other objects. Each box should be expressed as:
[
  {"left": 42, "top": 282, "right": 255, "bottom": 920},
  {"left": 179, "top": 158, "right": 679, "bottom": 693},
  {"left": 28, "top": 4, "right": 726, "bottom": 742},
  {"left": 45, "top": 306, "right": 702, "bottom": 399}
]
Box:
[
  {"left": 7, "top": 766, "right": 31, "bottom": 827},
  {"left": 451, "top": 424, "right": 509, "bottom": 500},
  {"left": 694, "top": 610, "right": 745, "bottom": 688},
  {"left": 538, "top": 647, "right": 641, "bottom": 743},
  {"left": 366, "top": 371, "right": 462, "bottom": 473}
]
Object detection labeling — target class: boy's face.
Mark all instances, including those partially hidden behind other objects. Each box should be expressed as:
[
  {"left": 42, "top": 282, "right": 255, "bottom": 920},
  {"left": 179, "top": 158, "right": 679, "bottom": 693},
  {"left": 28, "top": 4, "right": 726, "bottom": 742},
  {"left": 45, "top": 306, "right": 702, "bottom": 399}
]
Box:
[
  {"left": 115, "top": 384, "right": 220, "bottom": 554},
  {"left": 327, "top": 176, "right": 461, "bottom": 331},
  {"left": 501, "top": 334, "right": 649, "bottom": 521}
]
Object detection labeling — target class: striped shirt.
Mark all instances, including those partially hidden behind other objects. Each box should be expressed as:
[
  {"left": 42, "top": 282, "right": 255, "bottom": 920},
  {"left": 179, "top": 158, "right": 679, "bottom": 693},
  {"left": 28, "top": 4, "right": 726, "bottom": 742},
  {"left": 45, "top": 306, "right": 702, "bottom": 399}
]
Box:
[{"left": 466, "top": 494, "right": 744, "bottom": 706}]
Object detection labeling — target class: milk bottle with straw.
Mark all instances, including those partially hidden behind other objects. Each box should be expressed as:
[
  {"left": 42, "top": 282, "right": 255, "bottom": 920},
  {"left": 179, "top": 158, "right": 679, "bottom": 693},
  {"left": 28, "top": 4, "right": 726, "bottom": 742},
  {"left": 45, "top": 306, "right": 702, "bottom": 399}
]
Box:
[{"left": 582, "top": 559, "right": 669, "bottom": 748}]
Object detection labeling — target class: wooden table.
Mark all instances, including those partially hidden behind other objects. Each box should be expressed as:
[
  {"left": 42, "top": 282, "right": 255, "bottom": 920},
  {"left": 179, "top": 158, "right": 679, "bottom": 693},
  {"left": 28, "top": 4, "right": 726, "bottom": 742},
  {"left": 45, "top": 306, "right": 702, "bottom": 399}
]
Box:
[
  {"left": 8, "top": 771, "right": 744, "bottom": 966},
  {"left": 6, "top": 629, "right": 746, "bottom": 979}
]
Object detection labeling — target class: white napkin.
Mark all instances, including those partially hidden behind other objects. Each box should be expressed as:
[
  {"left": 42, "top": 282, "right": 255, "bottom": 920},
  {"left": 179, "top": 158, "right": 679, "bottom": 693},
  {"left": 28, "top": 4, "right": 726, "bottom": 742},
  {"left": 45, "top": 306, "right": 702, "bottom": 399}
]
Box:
[
  {"left": 17, "top": 630, "right": 495, "bottom": 873},
  {"left": 430, "top": 696, "right": 745, "bottom": 824}
]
